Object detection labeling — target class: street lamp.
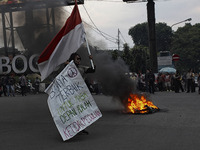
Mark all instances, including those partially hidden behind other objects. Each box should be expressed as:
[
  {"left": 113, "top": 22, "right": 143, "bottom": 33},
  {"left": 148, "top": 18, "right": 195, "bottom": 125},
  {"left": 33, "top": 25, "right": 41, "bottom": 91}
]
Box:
[{"left": 171, "top": 18, "right": 192, "bottom": 28}]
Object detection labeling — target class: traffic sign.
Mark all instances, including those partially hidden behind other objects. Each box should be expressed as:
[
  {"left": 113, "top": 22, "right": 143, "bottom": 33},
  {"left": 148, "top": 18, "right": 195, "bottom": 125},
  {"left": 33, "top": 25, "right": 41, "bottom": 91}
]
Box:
[{"left": 172, "top": 54, "right": 180, "bottom": 61}]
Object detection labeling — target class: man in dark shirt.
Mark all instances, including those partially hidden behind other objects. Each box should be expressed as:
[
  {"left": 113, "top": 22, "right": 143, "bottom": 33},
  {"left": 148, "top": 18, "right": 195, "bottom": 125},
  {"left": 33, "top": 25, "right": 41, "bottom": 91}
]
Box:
[{"left": 147, "top": 69, "right": 155, "bottom": 94}]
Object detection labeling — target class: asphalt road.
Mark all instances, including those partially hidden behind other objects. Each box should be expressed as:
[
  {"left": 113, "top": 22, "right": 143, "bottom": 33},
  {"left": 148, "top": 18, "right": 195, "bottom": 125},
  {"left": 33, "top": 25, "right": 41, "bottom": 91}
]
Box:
[{"left": 0, "top": 91, "right": 200, "bottom": 150}]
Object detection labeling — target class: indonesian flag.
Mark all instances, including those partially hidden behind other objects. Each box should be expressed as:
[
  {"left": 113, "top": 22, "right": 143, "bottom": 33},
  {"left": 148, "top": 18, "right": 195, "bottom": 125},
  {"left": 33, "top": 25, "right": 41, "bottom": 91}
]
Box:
[{"left": 38, "top": 1, "right": 85, "bottom": 81}]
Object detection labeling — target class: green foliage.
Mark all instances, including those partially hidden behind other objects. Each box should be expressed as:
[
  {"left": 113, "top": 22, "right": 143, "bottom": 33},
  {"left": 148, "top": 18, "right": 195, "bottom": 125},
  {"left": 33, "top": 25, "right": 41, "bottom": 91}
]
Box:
[
  {"left": 111, "top": 50, "right": 119, "bottom": 60},
  {"left": 128, "top": 22, "right": 149, "bottom": 46},
  {"left": 121, "top": 44, "right": 149, "bottom": 73},
  {"left": 122, "top": 43, "right": 133, "bottom": 69},
  {"left": 156, "top": 23, "right": 173, "bottom": 52},
  {"left": 127, "top": 22, "right": 200, "bottom": 73},
  {"left": 171, "top": 23, "right": 200, "bottom": 72},
  {"left": 128, "top": 22, "right": 173, "bottom": 52},
  {"left": 122, "top": 43, "right": 131, "bottom": 63},
  {"left": 131, "top": 45, "right": 149, "bottom": 73}
]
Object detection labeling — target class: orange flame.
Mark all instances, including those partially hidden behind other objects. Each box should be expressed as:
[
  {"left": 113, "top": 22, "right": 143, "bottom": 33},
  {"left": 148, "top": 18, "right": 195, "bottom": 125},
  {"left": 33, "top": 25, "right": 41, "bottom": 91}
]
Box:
[{"left": 127, "top": 93, "right": 158, "bottom": 114}]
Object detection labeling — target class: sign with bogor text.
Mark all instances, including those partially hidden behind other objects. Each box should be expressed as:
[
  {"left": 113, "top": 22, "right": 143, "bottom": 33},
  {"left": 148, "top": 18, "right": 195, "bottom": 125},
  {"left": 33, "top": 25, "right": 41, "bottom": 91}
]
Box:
[
  {"left": 45, "top": 61, "right": 102, "bottom": 141},
  {"left": 0, "top": 54, "right": 39, "bottom": 74}
]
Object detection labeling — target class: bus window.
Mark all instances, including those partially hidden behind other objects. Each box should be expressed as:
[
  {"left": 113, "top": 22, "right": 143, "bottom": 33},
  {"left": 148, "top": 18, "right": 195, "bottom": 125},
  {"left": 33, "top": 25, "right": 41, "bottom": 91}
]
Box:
[{"left": 159, "top": 51, "right": 170, "bottom": 57}]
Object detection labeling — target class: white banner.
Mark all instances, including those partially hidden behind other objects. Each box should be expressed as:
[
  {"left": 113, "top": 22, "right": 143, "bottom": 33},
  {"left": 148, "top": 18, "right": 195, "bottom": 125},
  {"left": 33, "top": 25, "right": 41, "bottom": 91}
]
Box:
[{"left": 45, "top": 61, "right": 102, "bottom": 141}]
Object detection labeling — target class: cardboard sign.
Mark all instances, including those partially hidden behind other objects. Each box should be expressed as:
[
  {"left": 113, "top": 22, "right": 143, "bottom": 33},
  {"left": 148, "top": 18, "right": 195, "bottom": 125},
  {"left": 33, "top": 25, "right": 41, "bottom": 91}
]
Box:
[{"left": 45, "top": 61, "right": 102, "bottom": 141}]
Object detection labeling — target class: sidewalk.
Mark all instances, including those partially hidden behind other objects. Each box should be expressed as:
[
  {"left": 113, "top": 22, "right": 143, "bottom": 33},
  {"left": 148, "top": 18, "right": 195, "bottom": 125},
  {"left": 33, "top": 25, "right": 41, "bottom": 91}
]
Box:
[{"left": 0, "top": 91, "right": 200, "bottom": 150}]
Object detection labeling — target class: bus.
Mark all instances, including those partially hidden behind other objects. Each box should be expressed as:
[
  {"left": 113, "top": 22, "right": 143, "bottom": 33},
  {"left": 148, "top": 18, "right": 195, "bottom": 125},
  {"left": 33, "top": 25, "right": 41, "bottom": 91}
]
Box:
[{"left": 157, "top": 51, "right": 174, "bottom": 70}]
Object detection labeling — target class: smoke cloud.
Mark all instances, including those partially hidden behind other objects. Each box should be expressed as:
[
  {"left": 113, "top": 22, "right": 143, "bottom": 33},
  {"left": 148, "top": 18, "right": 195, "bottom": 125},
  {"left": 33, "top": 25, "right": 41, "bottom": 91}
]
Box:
[{"left": 77, "top": 47, "right": 137, "bottom": 104}]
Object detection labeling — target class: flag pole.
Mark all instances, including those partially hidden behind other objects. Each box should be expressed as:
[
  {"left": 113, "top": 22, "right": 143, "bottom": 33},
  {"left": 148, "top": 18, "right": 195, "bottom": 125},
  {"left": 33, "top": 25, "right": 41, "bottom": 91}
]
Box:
[{"left": 85, "top": 36, "right": 95, "bottom": 69}]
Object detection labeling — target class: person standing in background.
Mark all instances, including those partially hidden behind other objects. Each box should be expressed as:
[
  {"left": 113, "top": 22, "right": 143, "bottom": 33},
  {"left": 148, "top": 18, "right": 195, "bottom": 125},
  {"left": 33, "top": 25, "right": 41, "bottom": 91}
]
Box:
[
  {"left": 186, "top": 69, "right": 192, "bottom": 93},
  {"left": 165, "top": 73, "right": 171, "bottom": 91},
  {"left": 0, "top": 76, "right": 3, "bottom": 97},
  {"left": 1, "top": 75, "right": 7, "bottom": 96},
  {"left": 34, "top": 77, "right": 40, "bottom": 94},
  {"left": 5, "top": 74, "right": 11, "bottom": 96},
  {"left": 191, "top": 70, "right": 195, "bottom": 92},
  {"left": 147, "top": 69, "right": 155, "bottom": 94},
  {"left": 144, "top": 69, "right": 150, "bottom": 92},
  {"left": 6, "top": 74, "right": 16, "bottom": 97},
  {"left": 19, "top": 74, "right": 27, "bottom": 96},
  {"left": 198, "top": 73, "right": 200, "bottom": 94}
]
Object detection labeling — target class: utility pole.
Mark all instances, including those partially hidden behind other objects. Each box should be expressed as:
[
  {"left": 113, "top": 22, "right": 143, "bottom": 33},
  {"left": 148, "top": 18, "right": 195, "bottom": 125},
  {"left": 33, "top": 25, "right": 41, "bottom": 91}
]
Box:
[
  {"left": 147, "top": 0, "right": 157, "bottom": 73},
  {"left": 123, "top": 0, "right": 158, "bottom": 72},
  {"left": 118, "top": 29, "right": 120, "bottom": 51}
]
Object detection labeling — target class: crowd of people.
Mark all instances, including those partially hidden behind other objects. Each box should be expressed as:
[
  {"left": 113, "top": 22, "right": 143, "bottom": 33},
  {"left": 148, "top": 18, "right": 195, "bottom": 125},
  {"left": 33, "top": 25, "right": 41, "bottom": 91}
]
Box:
[
  {"left": 133, "top": 69, "right": 200, "bottom": 94},
  {"left": 1, "top": 67, "right": 200, "bottom": 97},
  {"left": 0, "top": 74, "right": 41, "bottom": 97}
]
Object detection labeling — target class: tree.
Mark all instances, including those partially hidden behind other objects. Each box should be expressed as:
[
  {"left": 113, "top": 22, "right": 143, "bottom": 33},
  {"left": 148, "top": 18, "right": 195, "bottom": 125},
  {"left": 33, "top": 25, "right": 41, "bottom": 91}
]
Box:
[
  {"left": 171, "top": 23, "right": 200, "bottom": 72},
  {"left": 122, "top": 43, "right": 133, "bottom": 70},
  {"left": 111, "top": 50, "right": 119, "bottom": 60},
  {"left": 121, "top": 44, "right": 149, "bottom": 73},
  {"left": 156, "top": 23, "right": 173, "bottom": 52},
  {"left": 128, "top": 22, "right": 173, "bottom": 52},
  {"left": 128, "top": 22, "right": 149, "bottom": 46},
  {"left": 131, "top": 45, "right": 148, "bottom": 73}
]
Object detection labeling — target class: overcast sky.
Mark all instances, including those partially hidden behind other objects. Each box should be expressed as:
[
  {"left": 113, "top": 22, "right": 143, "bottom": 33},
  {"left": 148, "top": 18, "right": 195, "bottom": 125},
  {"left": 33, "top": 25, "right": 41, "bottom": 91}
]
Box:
[
  {"left": 74, "top": 0, "right": 200, "bottom": 50},
  {"left": 0, "top": 0, "right": 199, "bottom": 51}
]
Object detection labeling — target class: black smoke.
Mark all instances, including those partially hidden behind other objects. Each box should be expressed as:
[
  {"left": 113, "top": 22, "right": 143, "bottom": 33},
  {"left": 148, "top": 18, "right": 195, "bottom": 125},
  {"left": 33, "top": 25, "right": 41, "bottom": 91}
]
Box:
[
  {"left": 15, "top": 7, "right": 66, "bottom": 55},
  {"left": 77, "top": 47, "right": 137, "bottom": 104}
]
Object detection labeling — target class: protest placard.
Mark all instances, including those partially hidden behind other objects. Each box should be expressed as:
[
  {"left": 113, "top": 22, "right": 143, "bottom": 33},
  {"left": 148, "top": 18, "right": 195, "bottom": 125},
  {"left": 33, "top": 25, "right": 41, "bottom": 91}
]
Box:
[{"left": 45, "top": 61, "right": 102, "bottom": 141}]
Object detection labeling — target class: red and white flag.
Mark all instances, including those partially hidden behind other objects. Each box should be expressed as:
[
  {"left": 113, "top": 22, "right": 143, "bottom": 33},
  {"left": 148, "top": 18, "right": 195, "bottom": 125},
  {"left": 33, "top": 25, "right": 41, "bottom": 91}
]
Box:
[{"left": 38, "top": 1, "right": 85, "bottom": 81}]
